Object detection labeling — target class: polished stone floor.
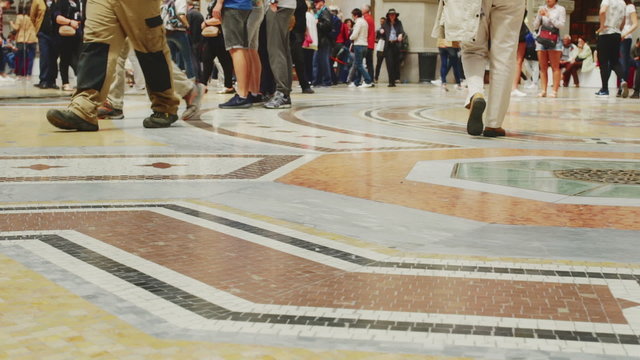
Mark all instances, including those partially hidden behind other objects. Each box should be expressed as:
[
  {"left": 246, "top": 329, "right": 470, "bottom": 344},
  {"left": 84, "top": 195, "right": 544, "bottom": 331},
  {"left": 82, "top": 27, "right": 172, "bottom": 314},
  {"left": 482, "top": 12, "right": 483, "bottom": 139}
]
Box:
[{"left": 1, "top": 78, "right": 640, "bottom": 360}]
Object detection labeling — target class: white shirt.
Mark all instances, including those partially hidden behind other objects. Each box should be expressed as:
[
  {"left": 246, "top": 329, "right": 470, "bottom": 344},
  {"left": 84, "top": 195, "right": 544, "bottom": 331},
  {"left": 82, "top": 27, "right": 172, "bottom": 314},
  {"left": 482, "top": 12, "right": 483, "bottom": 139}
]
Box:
[
  {"left": 163, "top": 0, "right": 188, "bottom": 31},
  {"left": 600, "top": 0, "right": 626, "bottom": 35},
  {"left": 350, "top": 17, "right": 369, "bottom": 46},
  {"left": 533, "top": 4, "right": 566, "bottom": 32},
  {"left": 622, "top": 3, "right": 637, "bottom": 38}
]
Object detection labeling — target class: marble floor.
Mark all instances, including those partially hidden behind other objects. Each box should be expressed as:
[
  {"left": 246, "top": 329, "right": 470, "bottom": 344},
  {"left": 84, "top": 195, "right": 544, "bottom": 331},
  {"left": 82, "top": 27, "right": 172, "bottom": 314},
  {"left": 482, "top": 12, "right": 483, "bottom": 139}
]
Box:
[{"left": 1, "top": 79, "right": 640, "bottom": 360}]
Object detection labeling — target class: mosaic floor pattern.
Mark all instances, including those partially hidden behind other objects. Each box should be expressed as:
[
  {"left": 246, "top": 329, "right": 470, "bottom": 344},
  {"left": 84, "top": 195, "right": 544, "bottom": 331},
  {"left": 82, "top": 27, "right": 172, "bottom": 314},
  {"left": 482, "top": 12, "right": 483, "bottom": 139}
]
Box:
[{"left": 1, "top": 84, "right": 640, "bottom": 359}]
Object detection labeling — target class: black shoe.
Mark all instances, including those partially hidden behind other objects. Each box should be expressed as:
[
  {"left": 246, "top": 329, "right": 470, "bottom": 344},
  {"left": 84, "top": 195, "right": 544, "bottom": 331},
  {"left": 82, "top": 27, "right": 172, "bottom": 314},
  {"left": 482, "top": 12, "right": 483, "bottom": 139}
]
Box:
[
  {"left": 44, "top": 83, "right": 59, "bottom": 89},
  {"left": 46, "top": 109, "right": 99, "bottom": 131},
  {"left": 483, "top": 127, "right": 506, "bottom": 137},
  {"left": 388, "top": 83, "right": 396, "bottom": 87},
  {"left": 142, "top": 112, "right": 179, "bottom": 128},
  {"left": 631, "top": 90, "right": 640, "bottom": 99},
  {"left": 466, "top": 93, "right": 486, "bottom": 136},
  {"left": 249, "top": 93, "right": 266, "bottom": 105},
  {"left": 616, "top": 88, "right": 622, "bottom": 97},
  {"left": 302, "top": 87, "right": 315, "bottom": 94},
  {"left": 219, "top": 94, "right": 252, "bottom": 109},
  {"left": 595, "top": 89, "right": 609, "bottom": 97},
  {"left": 34, "top": 83, "right": 45, "bottom": 89}
]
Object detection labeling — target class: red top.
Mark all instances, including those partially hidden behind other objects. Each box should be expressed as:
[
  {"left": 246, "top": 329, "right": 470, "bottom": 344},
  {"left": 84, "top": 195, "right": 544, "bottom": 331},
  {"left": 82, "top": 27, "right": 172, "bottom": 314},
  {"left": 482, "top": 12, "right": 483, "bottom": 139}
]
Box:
[{"left": 363, "top": 13, "right": 375, "bottom": 49}]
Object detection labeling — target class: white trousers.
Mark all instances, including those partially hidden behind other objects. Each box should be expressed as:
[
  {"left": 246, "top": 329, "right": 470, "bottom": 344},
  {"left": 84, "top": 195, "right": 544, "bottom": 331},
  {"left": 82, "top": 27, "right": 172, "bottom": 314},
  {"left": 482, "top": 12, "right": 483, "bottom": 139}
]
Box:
[{"left": 462, "top": 0, "right": 525, "bottom": 128}]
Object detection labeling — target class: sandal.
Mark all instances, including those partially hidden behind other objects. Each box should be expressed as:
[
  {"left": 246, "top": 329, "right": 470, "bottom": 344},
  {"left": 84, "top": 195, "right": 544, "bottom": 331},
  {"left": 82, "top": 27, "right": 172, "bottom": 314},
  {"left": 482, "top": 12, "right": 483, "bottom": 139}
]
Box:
[
  {"left": 537, "top": 92, "right": 547, "bottom": 98},
  {"left": 548, "top": 91, "right": 557, "bottom": 98}
]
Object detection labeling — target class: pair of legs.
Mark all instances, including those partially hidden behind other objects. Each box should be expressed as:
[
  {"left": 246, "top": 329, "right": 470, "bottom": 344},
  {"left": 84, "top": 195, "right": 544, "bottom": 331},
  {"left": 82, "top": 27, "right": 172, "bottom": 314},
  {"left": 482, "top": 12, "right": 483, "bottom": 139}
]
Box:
[
  {"left": 36, "top": 32, "right": 59, "bottom": 87},
  {"left": 47, "top": 0, "right": 180, "bottom": 131},
  {"left": 14, "top": 43, "right": 36, "bottom": 77},
  {"left": 59, "top": 35, "right": 81, "bottom": 87},
  {"left": 598, "top": 33, "right": 624, "bottom": 93},
  {"left": 462, "top": 0, "right": 524, "bottom": 136},
  {"left": 265, "top": 7, "right": 295, "bottom": 100},
  {"left": 537, "top": 49, "right": 561, "bottom": 97},
  {"left": 166, "top": 30, "right": 196, "bottom": 79},
  {"left": 439, "top": 46, "right": 463, "bottom": 85},
  {"left": 562, "top": 61, "right": 582, "bottom": 87},
  {"left": 353, "top": 45, "right": 373, "bottom": 85},
  {"left": 200, "top": 36, "right": 234, "bottom": 89},
  {"left": 385, "top": 42, "right": 401, "bottom": 85}
]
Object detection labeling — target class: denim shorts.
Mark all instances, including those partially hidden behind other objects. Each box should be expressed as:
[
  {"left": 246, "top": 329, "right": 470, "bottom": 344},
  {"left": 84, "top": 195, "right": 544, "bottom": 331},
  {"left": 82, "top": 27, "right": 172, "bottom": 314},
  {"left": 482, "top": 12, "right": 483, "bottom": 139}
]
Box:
[{"left": 535, "top": 38, "right": 562, "bottom": 51}]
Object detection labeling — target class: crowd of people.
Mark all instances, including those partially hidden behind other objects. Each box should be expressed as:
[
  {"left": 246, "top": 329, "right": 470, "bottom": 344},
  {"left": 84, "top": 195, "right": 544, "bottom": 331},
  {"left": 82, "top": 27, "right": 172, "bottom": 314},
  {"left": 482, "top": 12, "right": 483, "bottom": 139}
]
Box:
[{"left": 0, "top": 0, "right": 637, "bottom": 137}]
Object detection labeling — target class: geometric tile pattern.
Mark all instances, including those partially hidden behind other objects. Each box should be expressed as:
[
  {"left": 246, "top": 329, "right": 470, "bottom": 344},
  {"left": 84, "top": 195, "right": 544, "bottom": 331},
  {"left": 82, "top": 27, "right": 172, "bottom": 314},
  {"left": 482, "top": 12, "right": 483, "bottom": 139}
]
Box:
[
  {"left": 2, "top": 202, "right": 640, "bottom": 357},
  {"left": 185, "top": 107, "right": 458, "bottom": 152},
  {"left": 0, "top": 154, "right": 302, "bottom": 182},
  {"left": 278, "top": 150, "right": 640, "bottom": 229},
  {"left": 453, "top": 159, "right": 640, "bottom": 196}
]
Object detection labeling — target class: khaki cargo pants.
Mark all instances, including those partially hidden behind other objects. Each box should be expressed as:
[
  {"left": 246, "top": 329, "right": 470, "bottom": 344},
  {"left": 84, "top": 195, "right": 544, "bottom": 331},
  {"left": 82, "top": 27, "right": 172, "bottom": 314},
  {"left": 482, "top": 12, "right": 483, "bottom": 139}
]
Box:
[{"left": 69, "top": 0, "right": 180, "bottom": 122}]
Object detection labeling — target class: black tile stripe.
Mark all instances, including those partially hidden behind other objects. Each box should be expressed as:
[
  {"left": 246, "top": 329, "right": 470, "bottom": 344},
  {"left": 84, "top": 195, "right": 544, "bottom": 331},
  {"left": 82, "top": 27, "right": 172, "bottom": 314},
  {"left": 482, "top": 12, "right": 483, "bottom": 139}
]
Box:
[
  {"left": 2, "top": 233, "right": 639, "bottom": 345},
  {"left": 1, "top": 203, "right": 640, "bottom": 284}
]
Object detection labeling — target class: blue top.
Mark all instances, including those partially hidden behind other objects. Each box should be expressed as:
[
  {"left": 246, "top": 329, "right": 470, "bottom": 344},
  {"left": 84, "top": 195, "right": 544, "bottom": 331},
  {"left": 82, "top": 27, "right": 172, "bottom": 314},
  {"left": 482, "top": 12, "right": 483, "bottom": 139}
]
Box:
[{"left": 224, "top": 0, "right": 253, "bottom": 11}]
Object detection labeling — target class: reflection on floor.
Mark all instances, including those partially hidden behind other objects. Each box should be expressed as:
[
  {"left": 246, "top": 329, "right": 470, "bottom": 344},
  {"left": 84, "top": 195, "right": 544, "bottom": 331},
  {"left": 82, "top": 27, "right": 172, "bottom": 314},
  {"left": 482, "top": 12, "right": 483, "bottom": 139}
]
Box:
[{"left": 1, "top": 83, "right": 639, "bottom": 359}]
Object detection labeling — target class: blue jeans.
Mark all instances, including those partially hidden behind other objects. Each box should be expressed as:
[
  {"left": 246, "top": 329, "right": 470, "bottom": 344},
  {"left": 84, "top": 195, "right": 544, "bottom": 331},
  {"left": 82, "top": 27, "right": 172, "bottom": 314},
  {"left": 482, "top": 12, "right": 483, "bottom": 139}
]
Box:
[
  {"left": 166, "top": 30, "right": 195, "bottom": 79},
  {"left": 353, "top": 45, "right": 372, "bottom": 85},
  {"left": 312, "top": 45, "right": 332, "bottom": 86},
  {"left": 439, "top": 47, "right": 462, "bottom": 84},
  {"left": 620, "top": 38, "right": 632, "bottom": 82},
  {"left": 37, "top": 32, "right": 59, "bottom": 85}
]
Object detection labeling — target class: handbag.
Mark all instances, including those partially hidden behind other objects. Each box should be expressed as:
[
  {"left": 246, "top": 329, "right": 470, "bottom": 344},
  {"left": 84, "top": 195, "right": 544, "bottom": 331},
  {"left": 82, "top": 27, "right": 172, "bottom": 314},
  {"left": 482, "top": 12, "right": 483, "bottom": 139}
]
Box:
[
  {"left": 58, "top": 25, "right": 76, "bottom": 37},
  {"left": 202, "top": 25, "right": 220, "bottom": 38},
  {"left": 536, "top": 25, "right": 559, "bottom": 48},
  {"left": 375, "top": 39, "right": 385, "bottom": 52}
]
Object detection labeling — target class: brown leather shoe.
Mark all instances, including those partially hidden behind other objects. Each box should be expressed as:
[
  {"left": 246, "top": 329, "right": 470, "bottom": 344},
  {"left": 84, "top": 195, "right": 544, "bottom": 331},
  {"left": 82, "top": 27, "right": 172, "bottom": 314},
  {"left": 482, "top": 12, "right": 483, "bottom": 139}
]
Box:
[
  {"left": 483, "top": 127, "right": 506, "bottom": 137},
  {"left": 46, "top": 109, "right": 99, "bottom": 131}
]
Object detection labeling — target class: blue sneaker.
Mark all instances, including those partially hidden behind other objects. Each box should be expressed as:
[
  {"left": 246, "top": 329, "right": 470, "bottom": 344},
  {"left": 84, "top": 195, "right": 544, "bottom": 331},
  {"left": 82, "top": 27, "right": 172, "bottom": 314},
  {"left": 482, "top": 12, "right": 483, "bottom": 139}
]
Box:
[
  {"left": 595, "top": 89, "right": 609, "bottom": 97},
  {"left": 219, "top": 94, "right": 252, "bottom": 109}
]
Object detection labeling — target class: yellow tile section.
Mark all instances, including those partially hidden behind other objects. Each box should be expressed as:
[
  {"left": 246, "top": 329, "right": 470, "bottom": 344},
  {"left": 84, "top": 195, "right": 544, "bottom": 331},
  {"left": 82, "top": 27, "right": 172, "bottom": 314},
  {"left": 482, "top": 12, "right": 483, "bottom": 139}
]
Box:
[
  {"left": 0, "top": 107, "right": 163, "bottom": 148},
  {"left": 0, "top": 254, "right": 469, "bottom": 360}
]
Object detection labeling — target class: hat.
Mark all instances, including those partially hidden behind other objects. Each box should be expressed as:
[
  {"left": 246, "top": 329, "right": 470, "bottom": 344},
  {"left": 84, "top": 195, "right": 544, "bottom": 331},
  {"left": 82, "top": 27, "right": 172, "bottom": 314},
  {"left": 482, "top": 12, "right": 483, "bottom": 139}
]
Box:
[{"left": 386, "top": 8, "right": 399, "bottom": 16}]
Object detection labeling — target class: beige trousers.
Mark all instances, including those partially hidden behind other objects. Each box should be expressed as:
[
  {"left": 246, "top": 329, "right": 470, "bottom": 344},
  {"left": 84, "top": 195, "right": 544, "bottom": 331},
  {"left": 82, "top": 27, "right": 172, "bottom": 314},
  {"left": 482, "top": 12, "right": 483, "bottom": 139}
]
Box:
[
  {"left": 108, "top": 41, "right": 194, "bottom": 110},
  {"left": 69, "top": 0, "right": 179, "bottom": 121},
  {"left": 462, "top": 0, "right": 525, "bottom": 128}
]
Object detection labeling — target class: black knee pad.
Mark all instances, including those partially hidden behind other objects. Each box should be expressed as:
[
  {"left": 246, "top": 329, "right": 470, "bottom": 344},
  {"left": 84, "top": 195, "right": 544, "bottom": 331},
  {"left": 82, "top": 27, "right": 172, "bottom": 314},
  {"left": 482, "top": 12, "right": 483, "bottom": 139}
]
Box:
[
  {"left": 135, "top": 50, "right": 172, "bottom": 92},
  {"left": 76, "top": 42, "right": 109, "bottom": 91}
]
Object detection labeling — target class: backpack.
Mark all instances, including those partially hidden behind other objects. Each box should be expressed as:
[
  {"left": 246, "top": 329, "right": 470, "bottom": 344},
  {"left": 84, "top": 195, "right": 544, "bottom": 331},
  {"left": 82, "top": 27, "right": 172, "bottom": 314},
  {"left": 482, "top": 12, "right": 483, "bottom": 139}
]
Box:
[{"left": 162, "top": 0, "right": 184, "bottom": 29}]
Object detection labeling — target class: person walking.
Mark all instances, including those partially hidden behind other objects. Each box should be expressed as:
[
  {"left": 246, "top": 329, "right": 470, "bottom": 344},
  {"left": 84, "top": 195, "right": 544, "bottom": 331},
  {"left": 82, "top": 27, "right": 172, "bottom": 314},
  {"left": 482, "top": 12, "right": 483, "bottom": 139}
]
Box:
[
  {"left": 374, "top": 16, "right": 385, "bottom": 83},
  {"left": 350, "top": 8, "right": 373, "bottom": 88},
  {"left": 46, "top": 0, "right": 181, "bottom": 131},
  {"left": 595, "top": 0, "right": 627, "bottom": 97},
  {"left": 433, "top": 0, "right": 525, "bottom": 137}
]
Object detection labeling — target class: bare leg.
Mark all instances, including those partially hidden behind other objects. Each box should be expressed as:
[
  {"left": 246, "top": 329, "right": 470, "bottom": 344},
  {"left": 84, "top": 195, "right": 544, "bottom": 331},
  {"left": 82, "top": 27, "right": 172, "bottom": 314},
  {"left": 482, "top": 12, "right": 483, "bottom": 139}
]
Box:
[
  {"left": 230, "top": 49, "right": 249, "bottom": 98},
  {"left": 248, "top": 49, "right": 261, "bottom": 94},
  {"left": 512, "top": 42, "right": 526, "bottom": 90},
  {"left": 538, "top": 50, "right": 549, "bottom": 96},
  {"left": 548, "top": 50, "right": 562, "bottom": 95}
]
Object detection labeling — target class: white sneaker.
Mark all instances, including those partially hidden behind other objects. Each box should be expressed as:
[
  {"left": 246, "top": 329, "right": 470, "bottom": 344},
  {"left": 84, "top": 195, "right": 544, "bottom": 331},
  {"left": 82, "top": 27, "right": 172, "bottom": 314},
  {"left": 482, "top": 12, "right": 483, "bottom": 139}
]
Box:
[
  {"left": 430, "top": 79, "right": 442, "bottom": 86},
  {"left": 347, "top": 82, "right": 357, "bottom": 88},
  {"left": 455, "top": 84, "right": 464, "bottom": 91},
  {"left": 360, "top": 83, "right": 373, "bottom": 88},
  {"left": 511, "top": 89, "right": 527, "bottom": 97}
]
